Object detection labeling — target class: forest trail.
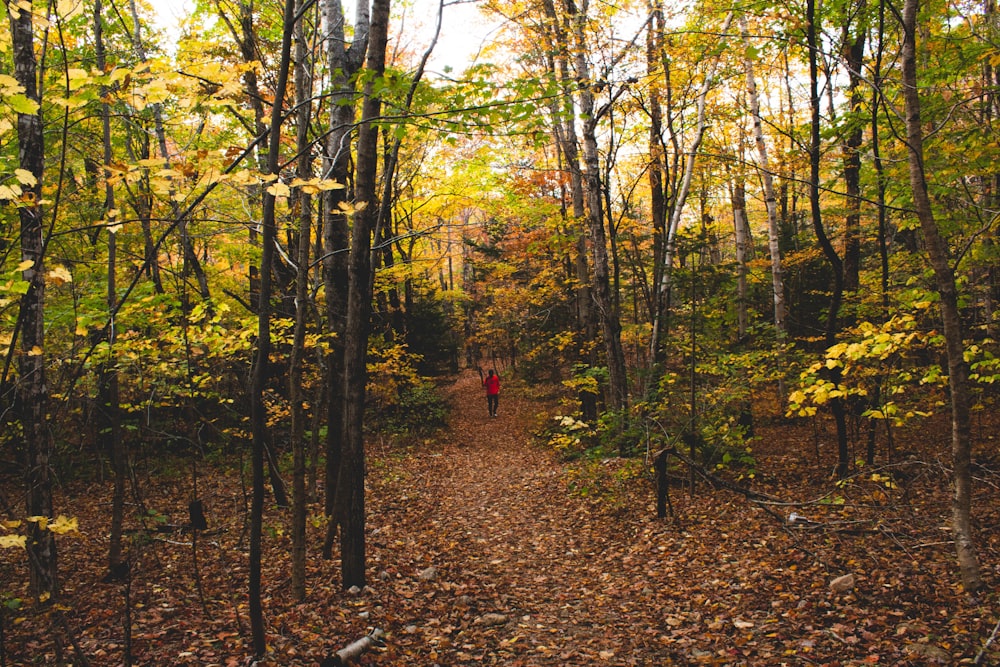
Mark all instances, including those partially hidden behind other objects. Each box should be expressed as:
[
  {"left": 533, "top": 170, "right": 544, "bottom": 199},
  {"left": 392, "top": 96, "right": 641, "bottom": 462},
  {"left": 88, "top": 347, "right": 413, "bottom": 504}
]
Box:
[{"left": 368, "top": 369, "right": 662, "bottom": 664}]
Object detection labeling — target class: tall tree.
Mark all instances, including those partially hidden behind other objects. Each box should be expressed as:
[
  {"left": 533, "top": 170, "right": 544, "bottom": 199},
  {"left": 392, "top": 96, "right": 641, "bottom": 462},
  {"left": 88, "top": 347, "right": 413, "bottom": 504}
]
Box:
[
  {"left": 11, "top": 0, "right": 58, "bottom": 602},
  {"left": 540, "top": 0, "right": 596, "bottom": 418},
  {"left": 649, "top": 11, "right": 734, "bottom": 366},
  {"left": 806, "top": 0, "right": 849, "bottom": 477},
  {"left": 840, "top": 0, "right": 866, "bottom": 293},
  {"left": 321, "top": 0, "right": 369, "bottom": 560},
  {"left": 899, "top": 0, "right": 982, "bottom": 594},
  {"left": 288, "top": 0, "right": 315, "bottom": 602},
  {"left": 566, "top": 0, "right": 630, "bottom": 424},
  {"left": 95, "top": 0, "right": 127, "bottom": 583},
  {"left": 249, "top": 0, "right": 298, "bottom": 653},
  {"left": 338, "top": 0, "right": 391, "bottom": 589},
  {"left": 739, "top": 12, "right": 785, "bottom": 340}
]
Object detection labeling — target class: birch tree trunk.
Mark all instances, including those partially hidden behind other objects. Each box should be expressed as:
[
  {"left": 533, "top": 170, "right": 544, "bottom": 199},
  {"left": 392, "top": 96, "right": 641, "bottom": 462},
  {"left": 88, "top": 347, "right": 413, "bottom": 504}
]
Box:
[
  {"left": 649, "top": 11, "right": 733, "bottom": 363},
  {"left": 566, "top": 0, "right": 630, "bottom": 424},
  {"left": 739, "top": 13, "right": 785, "bottom": 338},
  {"left": 730, "top": 177, "right": 750, "bottom": 341},
  {"left": 900, "top": 0, "right": 982, "bottom": 594}
]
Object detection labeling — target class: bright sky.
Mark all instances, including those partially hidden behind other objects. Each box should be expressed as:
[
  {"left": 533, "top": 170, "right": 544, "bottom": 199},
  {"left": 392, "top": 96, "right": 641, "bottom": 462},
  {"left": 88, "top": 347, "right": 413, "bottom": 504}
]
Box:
[{"left": 148, "top": 0, "right": 498, "bottom": 74}]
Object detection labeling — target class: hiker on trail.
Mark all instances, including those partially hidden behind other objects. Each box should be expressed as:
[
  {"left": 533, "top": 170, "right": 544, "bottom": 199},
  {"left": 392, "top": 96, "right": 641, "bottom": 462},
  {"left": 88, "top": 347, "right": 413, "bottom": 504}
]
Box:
[{"left": 483, "top": 369, "right": 500, "bottom": 417}]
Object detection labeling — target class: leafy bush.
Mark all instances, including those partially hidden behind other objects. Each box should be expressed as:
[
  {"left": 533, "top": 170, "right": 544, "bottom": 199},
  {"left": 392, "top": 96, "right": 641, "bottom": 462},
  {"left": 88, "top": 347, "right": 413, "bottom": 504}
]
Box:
[
  {"left": 368, "top": 380, "right": 449, "bottom": 435},
  {"left": 539, "top": 414, "right": 596, "bottom": 460}
]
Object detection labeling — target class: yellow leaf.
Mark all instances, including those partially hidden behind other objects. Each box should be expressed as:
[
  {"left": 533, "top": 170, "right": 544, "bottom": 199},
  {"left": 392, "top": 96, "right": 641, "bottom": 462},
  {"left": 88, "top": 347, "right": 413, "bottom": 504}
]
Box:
[
  {"left": 144, "top": 79, "right": 170, "bottom": 104},
  {"left": 26, "top": 516, "right": 48, "bottom": 530},
  {"left": 17, "top": 259, "right": 34, "bottom": 272},
  {"left": 57, "top": 0, "right": 84, "bottom": 19},
  {"left": 266, "top": 182, "right": 290, "bottom": 198},
  {"left": 316, "top": 178, "right": 345, "bottom": 191},
  {"left": 0, "top": 185, "right": 22, "bottom": 200},
  {"left": 48, "top": 515, "right": 79, "bottom": 535},
  {"left": 47, "top": 266, "right": 72, "bottom": 285},
  {"left": 0, "top": 535, "right": 26, "bottom": 549},
  {"left": 14, "top": 169, "right": 36, "bottom": 186},
  {"left": 27, "top": 346, "right": 43, "bottom": 357}
]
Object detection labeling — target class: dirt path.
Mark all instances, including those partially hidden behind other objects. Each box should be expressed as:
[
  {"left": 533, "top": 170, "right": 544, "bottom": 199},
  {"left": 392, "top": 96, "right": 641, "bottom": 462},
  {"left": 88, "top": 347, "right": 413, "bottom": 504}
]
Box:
[
  {"left": 368, "top": 370, "right": 665, "bottom": 665},
  {"left": 358, "top": 371, "right": 998, "bottom": 666}
]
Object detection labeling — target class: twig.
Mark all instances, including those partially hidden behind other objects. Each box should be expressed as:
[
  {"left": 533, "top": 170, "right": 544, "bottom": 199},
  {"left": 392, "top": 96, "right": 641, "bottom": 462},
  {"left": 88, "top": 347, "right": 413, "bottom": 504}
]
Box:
[{"left": 975, "top": 617, "right": 1000, "bottom": 665}]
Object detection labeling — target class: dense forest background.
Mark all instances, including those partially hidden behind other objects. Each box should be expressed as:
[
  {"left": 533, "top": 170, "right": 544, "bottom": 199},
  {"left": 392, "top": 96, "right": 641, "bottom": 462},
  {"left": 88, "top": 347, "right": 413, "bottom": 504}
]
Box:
[{"left": 1, "top": 0, "right": 999, "bottom": 662}]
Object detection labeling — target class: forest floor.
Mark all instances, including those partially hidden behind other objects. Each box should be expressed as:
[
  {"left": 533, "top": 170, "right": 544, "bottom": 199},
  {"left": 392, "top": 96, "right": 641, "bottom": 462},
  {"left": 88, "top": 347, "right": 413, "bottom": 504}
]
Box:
[{"left": 4, "top": 369, "right": 1000, "bottom": 665}]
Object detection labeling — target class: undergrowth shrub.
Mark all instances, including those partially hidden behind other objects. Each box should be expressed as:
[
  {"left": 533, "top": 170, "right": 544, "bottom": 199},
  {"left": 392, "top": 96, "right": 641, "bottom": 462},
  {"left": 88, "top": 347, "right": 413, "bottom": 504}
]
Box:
[{"left": 365, "top": 336, "right": 449, "bottom": 435}]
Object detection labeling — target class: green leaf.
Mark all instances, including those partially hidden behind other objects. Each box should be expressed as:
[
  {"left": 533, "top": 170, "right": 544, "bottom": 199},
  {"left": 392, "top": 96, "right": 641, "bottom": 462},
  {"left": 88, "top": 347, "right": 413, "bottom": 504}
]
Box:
[{"left": 6, "top": 94, "right": 39, "bottom": 115}]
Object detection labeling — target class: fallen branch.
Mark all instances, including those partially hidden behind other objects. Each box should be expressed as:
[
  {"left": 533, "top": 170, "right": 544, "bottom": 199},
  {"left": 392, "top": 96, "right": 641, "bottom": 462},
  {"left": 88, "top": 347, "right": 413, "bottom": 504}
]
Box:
[{"left": 322, "top": 628, "right": 385, "bottom": 666}]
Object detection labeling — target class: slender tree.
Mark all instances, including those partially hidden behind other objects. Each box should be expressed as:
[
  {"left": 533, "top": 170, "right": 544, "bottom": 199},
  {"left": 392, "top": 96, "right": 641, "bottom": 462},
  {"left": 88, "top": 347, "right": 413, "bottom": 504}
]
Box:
[
  {"left": 840, "top": 0, "right": 866, "bottom": 293},
  {"left": 649, "top": 11, "right": 734, "bottom": 365},
  {"left": 739, "top": 12, "right": 785, "bottom": 339},
  {"left": 899, "top": 0, "right": 983, "bottom": 593},
  {"left": 11, "top": 0, "right": 58, "bottom": 602},
  {"left": 321, "top": 0, "right": 370, "bottom": 560},
  {"left": 95, "top": 0, "right": 127, "bottom": 583},
  {"left": 806, "top": 0, "right": 849, "bottom": 477},
  {"left": 249, "top": 0, "right": 299, "bottom": 653},
  {"left": 288, "top": 0, "right": 315, "bottom": 602},
  {"left": 566, "top": 0, "right": 630, "bottom": 423},
  {"left": 540, "top": 0, "right": 596, "bottom": 418}
]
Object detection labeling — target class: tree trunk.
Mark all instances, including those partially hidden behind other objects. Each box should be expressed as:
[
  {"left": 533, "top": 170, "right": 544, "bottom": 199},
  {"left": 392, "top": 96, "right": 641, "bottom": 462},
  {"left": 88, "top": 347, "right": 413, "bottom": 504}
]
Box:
[
  {"left": 740, "top": 14, "right": 786, "bottom": 339},
  {"left": 539, "top": 0, "right": 596, "bottom": 417},
  {"left": 649, "top": 11, "right": 734, "bottom": 365},
  {"left": 899, "top": 0, "right": 982, "bottom": 594},
  {"left": 841, "top": 4, "right": 866, "bottom": 293},
  {"left": 321, "top": 0, "right": 370, "bottom": 560},
  {"left": 96, "top": 0, "right": 127, "bottom": 581},
  {"left": 289, "top": 0, "right": 314, "bottom": 602},
  {"left": 128, "top": 0, "right": 210, "bottom": 304},
  {"left": 871, "top": 0, "right": 890, "bottom": 319},
  {"left": 338, "top": 0, "right": 391, "bottom": 590},
  {"left": 566, "top": 0, "right": 630, "bottom": 424},
  {"left": 11, "top": 0, "right": 58, "bottom": 602},
  {"left": 647, "top": 0, "right": 667, "bottom": 337},
  {"left": 730, "top": 176, "right": 749, "bottom": 342},
  {"left": 807, "top": 0, "right": 849, "bottom": 478},
  {"left": 249, "top": 0, "right": 298, "bottom": 653}
]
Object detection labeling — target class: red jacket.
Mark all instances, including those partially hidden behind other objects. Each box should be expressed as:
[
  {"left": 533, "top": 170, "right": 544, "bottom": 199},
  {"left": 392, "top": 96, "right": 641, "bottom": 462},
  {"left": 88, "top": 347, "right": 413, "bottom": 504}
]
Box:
[{"left": 484, "top": 375, "right": 500, "bottom": 395}]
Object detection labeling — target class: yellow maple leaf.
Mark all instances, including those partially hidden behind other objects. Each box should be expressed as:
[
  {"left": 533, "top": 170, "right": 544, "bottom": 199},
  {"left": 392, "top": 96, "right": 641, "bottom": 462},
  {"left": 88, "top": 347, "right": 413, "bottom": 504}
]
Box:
[
  {"left": 0, "top": 535, "right": 26, "bottom": 549},
  {"left": 266, "top": 182, "right": 290, "bottom": 198},
  {"left": 48, "top": 515, "right": 79, "bottom": 535}
]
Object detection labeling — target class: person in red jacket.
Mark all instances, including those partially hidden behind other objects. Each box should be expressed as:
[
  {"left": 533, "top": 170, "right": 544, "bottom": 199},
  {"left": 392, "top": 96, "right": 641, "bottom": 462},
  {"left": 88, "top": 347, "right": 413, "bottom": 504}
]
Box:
[{"left": 483, "top": 369, "right": 500, "bottom": 417}]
